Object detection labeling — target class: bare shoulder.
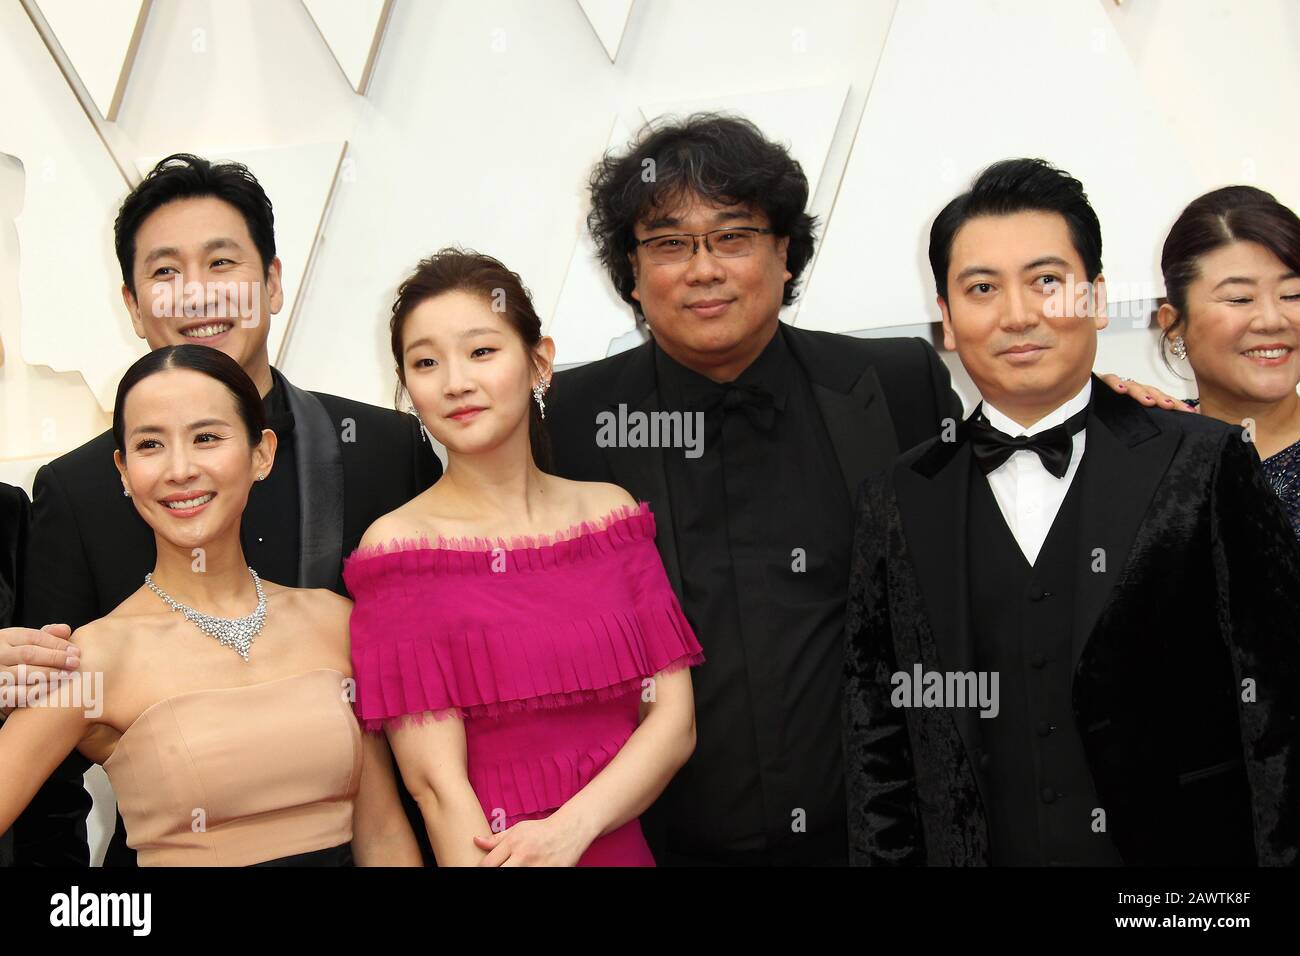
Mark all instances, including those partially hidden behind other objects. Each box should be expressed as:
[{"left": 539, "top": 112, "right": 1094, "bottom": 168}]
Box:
[
  {"left": 68, "top": 618, "right": 124, "bottom": 674},
  {"left": 359, "top": 510, "right": 410, "bottom": 552},
  {"left": 271, "top": 585, "right": 352, "bottom": 624},
  {"left": 269, "top": 586, "right": 352, "bottom": 658},
  {"left": 562, "top": 478, "right": 638, "bottom": 519},
  {"left": 358, "top": 497, "right": 437, "bottom": 552}
]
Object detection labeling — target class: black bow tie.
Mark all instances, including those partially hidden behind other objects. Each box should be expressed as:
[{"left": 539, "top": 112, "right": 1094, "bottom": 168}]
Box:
[
  {"left": 265, "top": 402, "right": 295, "bottom": 440},
  {"left": 685, "top": 380, "right": 777, "bottom": 431},
  {"left": 967, "top": 405, "right": 1088, "bottom": 479}
]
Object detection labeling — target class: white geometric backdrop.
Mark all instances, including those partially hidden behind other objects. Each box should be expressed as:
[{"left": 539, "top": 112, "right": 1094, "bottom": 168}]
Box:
[
  {"left": 2, "top": 0, "right": 1299, "bottom": 867},
  {"left": 4, "top": 0, "right": 1300, "bottom": 480}
]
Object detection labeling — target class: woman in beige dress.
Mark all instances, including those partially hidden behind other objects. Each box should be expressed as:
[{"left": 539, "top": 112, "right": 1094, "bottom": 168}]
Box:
[{"left": 0, "top": 344, "right": 419, "bottom": 866}]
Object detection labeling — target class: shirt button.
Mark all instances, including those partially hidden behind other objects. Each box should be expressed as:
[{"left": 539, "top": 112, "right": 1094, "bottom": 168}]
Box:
[
  {"left": 1040, "top": 787, "right": 1057, "bottom": 804},
  {"left": 1036, "top": 720, "right": 1054, "bottom": 737},
  {"left": 1030, "top": 652, "right": 1047, "bottom": 668}
]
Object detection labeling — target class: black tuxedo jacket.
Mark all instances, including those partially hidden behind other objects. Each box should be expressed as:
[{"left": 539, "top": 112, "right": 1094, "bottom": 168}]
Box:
[
  {"left": 548, "top": 324, "right": 961, "bottom": 859},
  {"left": 0, "top": 482, "right": 28, "bottom": 631},
  {"left": 843, "top": 377, "right": 1300, "bottom": 866},
  {"left": 548, "top": 325, "right": 963, "bottom": 598},
  {"left": 13, "top": 368, "right": 441, "bottom": 866},
  {"left": 0, "top": 483, "right": 30, "bottom": 868}
]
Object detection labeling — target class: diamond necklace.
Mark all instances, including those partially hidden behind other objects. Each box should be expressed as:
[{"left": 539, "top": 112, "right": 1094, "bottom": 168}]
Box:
[{"left": 144, "top": 567, "right": 267, "bottom": 662}]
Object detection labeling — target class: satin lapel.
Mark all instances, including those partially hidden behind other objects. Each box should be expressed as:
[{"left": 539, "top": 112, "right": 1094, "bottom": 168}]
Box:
[
  {"left": 894, "top": 438, "right": 982, "bottom": 763},
  {"left": 1070, "top": 379, "right": 1178, "bottom": 673},
  {"left": 597, "top": 346, "right": 684, "bottom": 598},
  {"left": 811, "top": 366, "right": 900, "bottom": 501},
  {"left": 278, "top": 372, "right": 346, "bottom": 589}
]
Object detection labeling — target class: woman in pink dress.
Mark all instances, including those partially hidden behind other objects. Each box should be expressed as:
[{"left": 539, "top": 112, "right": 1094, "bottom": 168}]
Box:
[{"left": 343, "top": 249, "right": 703, "bottom": 866}]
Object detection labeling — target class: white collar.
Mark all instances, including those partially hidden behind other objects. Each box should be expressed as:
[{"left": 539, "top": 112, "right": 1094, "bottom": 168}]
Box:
[{"left": 980, "top": 378, "right": 1092, "bottom": 438}]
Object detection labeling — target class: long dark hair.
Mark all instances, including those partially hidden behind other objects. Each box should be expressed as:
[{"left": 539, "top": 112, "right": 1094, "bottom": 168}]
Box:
[
  {"left": 389, "top": 248, "right": 551, "bottom": 471},
  {"left": 113, "top": 345, "right": 267, "bottom": 453},
  {"left": 1159, "top": 185, "right": 1300, "bottom": 369}
]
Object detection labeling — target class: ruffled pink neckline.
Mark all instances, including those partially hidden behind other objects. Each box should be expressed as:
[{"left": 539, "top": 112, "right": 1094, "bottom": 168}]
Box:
[{"left": 345, "top": 500, "right": 650, "bottom": 563}]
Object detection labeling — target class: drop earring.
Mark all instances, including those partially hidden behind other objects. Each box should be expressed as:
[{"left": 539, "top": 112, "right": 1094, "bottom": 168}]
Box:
[
  {"left": 532, "top": 377, "right": 550, "bottom": 420},
  {"left": 407, "top": 403, "right": 430, "bottom": 442}
]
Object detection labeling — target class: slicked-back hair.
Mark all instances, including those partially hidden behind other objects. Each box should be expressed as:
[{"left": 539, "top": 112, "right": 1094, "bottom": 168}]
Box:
[
  {"left": 113, "top": 344, "right": 267, "bottom": 454},
  {"left": 587, "top": 112, "right": 818, "bottom": 317},
  {"left": 929, "top": 158, "right": 1103, "bottom": 300}
]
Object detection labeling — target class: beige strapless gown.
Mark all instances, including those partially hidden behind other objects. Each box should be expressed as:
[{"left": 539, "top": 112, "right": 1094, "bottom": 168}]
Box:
[{"left": 102, "top": 668, "right": 361, "bottom": 866}]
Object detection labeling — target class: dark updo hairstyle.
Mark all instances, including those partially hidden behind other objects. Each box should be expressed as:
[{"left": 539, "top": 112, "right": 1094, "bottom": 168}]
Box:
[
  {"left": 586, "top": 112, "right": 818, "bottom": 319},
  {"left": 113, "top": 344, "right": 268, "bottom": 453},
  {"left": 389, "top": 248, "right": 552, "bottom": 471},
  {"left": 1159, "top": 185, "right": 1300, "bottom": 370}
]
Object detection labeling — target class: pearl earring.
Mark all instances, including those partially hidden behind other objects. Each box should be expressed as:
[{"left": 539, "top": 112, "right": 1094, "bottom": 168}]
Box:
[
  {"left": 1171, "top": 337, "right": 1188, "bottom": 361},
  {"left": 123, "top": 488, "right": 130, "bottom": 498}
]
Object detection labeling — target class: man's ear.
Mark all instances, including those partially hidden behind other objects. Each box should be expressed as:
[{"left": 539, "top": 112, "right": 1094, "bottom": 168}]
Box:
[
  {"left": 1090, "top": 273, "right": 1109, "bottom": 332},
  {"left": 776, "top": 235, "right": 791, "bottom": 282},
  {"left": 627, "top": 253, "right": 640, "bottom": 304},
  {"left": 937, "top": 295, "right": 957, "bottom": 351},
  {"left": 265, "top": 256, "right": 284, "bottom": 316},
  {"left": 122, "top": 283, "right": 146, "bottom": 339}
]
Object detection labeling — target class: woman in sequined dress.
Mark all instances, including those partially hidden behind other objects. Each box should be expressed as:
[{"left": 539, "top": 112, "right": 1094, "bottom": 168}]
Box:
[{"left": 1156, "top": 186, "right": 1300, "bottom": 536}]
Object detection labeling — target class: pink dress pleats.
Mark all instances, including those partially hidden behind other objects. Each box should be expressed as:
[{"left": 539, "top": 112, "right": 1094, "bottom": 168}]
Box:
[{"left": 343, "top": 502, "right": 704, "bottom": 866}]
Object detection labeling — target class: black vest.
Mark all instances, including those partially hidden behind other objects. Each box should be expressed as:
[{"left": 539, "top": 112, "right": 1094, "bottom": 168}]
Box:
[{"left": 967, "top": 455, "right": 1123, "bottom": 865}]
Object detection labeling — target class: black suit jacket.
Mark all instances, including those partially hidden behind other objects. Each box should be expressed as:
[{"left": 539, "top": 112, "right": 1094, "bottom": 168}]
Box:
[
  {"left": 13, "top": 368, "right": 441, "bottom": 866},
  {"left": 843, "top": 377, "right": 1300, "bottom": 866},
  {"left": 548, "top": 324, "right": 962, "bottom": 857},
  {"left": 548, "top": 325, "right": 963, "bottom": 597},
  {"left": 0, "top": 482, "right": 28, "bottom": 631},
  {"left": 0, "top": 483, "right": 31, "bottom": 868}
]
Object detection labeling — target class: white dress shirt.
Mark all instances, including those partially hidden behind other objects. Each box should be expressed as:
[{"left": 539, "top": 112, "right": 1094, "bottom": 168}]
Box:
[{"left": 978, "top": 379, "right": 1092, "bottom": 565}]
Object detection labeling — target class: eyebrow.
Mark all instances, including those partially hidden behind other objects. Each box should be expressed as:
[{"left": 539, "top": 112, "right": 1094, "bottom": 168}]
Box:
[
  {"left": 955, "top": 255, "right": 1073, "bottom": 285},
  {"left": 639, "top": 209, "right": 755, "bottom": 233},
  {"left": 1213, "top": 276, "right": 1257, "bottom": 290},
  {"left": 403, "top": 327, "right": 503, "bottom": 356},
  {"left": 141, "top": 237, "right": 244, "bottom": 267},
  {"left": 129, "top": 418, "right": 233, "bottom": 438},
  {"left": 955, "top": 265, "right": 1000, "bottom": 283},
  {"left": 1023, "top": 256, "right": 1071, "bottom": 272}
]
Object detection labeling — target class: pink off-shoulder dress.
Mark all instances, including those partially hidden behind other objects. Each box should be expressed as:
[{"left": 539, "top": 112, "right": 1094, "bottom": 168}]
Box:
[{"left": 342, "top": 501, "right": 704, "bottom": 866}]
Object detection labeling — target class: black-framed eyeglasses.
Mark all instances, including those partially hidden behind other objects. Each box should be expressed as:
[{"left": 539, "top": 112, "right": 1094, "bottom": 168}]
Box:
[{"left": 631, "top": 227, "right": 774, "bottom": 264}]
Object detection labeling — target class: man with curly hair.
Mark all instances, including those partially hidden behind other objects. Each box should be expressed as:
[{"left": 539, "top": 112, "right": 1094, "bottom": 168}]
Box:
[{"left": 547, "top": 113, "right": 964, "bottom": 865}]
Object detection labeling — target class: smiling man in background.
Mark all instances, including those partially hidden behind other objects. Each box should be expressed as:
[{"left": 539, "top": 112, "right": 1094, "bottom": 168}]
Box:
[{"left": 11, "top": 154, "right": 440, "bottom": 867}]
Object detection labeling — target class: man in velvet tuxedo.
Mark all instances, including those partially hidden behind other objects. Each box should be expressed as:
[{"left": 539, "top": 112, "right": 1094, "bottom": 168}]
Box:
[
  {"left": 12, "top": 155, "right": 441, "bottom": 867},
  {"left": 843, "top": 158, "right": 1300, "bottom": 866}
]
